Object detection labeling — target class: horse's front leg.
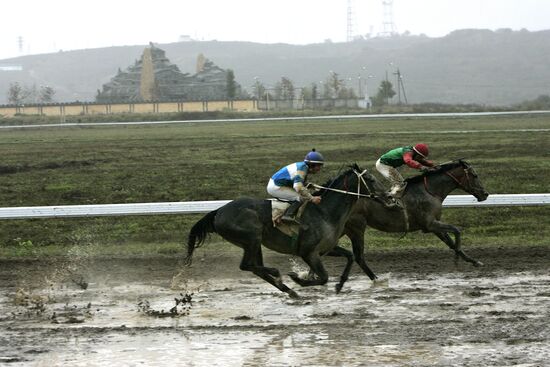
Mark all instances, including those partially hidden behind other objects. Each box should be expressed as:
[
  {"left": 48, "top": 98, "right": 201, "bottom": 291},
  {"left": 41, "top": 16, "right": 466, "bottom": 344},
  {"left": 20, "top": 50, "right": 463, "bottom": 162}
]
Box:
[
  {"left": 288, "top": 252, "right": 329, "bottom": 287},
  {"left": 347, "top": 227, "right": 378, "bottom": 281},
  {"left": 429, "top": 221, "right": 483, "bottom": 266},
  {"left": 326, "top": 246, "right": 354, "bottom": 293},
  {"left": 344, "top": 214, "right": 378, "bottom": 280}
]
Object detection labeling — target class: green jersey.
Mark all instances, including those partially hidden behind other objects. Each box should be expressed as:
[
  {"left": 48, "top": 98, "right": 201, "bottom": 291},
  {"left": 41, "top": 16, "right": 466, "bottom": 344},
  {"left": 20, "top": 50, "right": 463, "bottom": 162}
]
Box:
[{"left": 379, "top": 146, "right": 414, "bottom": 167}]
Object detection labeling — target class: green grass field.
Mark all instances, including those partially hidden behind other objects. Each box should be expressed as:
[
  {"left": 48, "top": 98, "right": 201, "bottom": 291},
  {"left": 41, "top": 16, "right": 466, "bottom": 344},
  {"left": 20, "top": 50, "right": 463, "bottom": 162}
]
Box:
[{"left": 0, "top": 114, "right": 549, "bottom": 257}]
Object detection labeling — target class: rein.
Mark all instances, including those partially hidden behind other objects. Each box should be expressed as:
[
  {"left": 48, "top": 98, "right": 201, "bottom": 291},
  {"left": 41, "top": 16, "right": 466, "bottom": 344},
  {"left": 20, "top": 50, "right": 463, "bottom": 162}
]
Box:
[
  {"left": 423, "top": 176, "right": 440, "bottom": 199},
  {"left": 310, "top": 169, "right": 377, "bottom": 198},
  {"left": 423, "top": 166, "right": 471, "bottom": 198},
  {"left": 445, "top": 168, "right": 471, "bottom": 190}
]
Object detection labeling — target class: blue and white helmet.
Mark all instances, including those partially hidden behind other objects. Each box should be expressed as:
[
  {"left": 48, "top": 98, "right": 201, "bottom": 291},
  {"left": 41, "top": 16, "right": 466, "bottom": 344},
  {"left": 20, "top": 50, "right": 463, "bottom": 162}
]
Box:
[{"left": 304, "top": 149, "right": 325, "bottom": 165}]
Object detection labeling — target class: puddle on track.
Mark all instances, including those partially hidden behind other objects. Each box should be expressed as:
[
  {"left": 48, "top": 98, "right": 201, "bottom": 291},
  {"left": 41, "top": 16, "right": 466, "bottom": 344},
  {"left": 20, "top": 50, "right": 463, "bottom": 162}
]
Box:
[{"left": 0, "top": 251, "right": 549, "bottom": 366}]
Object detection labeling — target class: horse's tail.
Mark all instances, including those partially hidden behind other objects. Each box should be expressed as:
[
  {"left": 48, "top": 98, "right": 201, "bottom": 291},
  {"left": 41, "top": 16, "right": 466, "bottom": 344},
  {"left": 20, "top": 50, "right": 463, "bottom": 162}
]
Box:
[{"left": 185, "top": 209, "right": 218, "bottom": 265}]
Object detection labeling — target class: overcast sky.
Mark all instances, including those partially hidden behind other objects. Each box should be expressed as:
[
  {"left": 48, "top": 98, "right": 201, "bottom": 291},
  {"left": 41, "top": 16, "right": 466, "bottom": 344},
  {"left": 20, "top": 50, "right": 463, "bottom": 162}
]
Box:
[{"left": 1, "top": 0, "right": 549, "bottom": 61}]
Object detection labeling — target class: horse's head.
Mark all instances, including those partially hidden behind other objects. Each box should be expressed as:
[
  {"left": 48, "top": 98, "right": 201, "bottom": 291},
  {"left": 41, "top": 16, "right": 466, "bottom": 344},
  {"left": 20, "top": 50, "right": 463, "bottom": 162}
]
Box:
[{"left": 449, "top": 160, "right": 489, "bottom": 201}]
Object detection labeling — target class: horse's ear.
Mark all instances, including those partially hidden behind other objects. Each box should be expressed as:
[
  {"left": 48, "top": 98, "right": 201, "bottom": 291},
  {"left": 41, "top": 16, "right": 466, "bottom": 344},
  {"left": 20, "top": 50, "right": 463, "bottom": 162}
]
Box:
[
  {"left": 349, "top": 163, "right": 361, "bottom": 171},
  {"left": 457, "top": 158, "right": 469, "bottom": 167}
]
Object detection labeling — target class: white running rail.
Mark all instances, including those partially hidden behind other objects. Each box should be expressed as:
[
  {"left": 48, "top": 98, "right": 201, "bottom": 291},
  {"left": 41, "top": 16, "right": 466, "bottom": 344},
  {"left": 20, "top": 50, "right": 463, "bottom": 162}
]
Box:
[
  {"left": 0, "top": 194, "right": 548, "bottom": 219},
  {"left": 2, "top": 110, "right": 550, "bottom": 130}
]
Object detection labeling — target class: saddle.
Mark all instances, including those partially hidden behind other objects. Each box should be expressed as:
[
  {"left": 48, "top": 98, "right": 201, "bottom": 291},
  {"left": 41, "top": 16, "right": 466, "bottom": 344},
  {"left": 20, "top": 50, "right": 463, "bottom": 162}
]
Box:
[{"left": 270, "top": 200, "right": 306, "bottom": 237}]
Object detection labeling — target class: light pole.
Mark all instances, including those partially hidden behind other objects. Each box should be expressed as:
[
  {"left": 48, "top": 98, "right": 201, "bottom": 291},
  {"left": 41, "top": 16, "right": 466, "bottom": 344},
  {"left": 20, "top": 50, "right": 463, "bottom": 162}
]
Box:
[
  {"left": 295, "top": 87, "right": 304, "bottom": 109},
  {"left": 345, "top": 77, "right": 353, "bottom": 99},
  {"left": 364, "top": 74, "right": 374, "bottom": 108},
  {"left": 358, "top": 66, "right": 374, "bottom": 109},
  {"left": 358, "top": 66, "right": 367, "bottom": 98},
  {"left": 253, "top": 76, "right": 260, "bottom": 99}
]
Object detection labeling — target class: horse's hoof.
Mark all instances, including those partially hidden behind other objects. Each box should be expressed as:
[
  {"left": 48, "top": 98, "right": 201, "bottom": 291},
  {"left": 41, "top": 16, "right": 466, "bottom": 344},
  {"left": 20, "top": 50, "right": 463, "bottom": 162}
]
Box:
[
  {"left": 335, "top": 284, "right": 343, "bottom": 293},
  {"left": 288, "top": 271, "right": 299, "bottom": 280},
  {"left": 288, "top": 290, "right": 300, "bottom": 299},
  {"left": 473, "top": 260, "right": 484, "bottom": 267}
]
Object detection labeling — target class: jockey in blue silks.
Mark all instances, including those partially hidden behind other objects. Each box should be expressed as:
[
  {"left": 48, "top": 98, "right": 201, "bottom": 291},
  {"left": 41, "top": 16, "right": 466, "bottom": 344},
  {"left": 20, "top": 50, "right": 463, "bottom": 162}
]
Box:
[{"left": 267, "top": 149, "right": 324, "bottom": 224}]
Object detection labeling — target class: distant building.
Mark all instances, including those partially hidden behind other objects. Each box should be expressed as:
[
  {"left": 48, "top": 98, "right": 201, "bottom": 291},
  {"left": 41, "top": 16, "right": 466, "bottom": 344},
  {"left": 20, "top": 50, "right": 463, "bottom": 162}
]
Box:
[
  {"left": 0, "top": 65, "right": 23, "bottom": 71},
  {"left": 178, "top": 35, "right": 194, "bottom": 42},
  {"left": 96, "top": 43, "right": 247, "bottom": 102}
]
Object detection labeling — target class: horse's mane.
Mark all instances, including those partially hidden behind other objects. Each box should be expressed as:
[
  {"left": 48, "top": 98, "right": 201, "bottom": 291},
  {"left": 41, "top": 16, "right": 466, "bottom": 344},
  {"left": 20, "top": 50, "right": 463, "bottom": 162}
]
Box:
[
  {"left": 314, "top": 163, "right": 362, "bottom": 194},
  {"left": 405, "top": 159, "right": 468, "bottom": 184}
]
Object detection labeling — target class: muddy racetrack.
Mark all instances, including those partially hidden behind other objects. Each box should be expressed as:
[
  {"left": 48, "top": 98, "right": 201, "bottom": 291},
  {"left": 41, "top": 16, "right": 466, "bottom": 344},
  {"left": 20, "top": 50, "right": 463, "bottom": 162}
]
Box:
[{"left": 1, "top": 245, "right": 549, "bottom": 366}]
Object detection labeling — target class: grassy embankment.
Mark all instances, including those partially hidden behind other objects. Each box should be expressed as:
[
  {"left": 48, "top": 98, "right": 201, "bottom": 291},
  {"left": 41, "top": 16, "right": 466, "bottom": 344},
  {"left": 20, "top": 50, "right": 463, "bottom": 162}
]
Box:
[{"left": 0, "top": 113, "right": 548, "bottom": 258}]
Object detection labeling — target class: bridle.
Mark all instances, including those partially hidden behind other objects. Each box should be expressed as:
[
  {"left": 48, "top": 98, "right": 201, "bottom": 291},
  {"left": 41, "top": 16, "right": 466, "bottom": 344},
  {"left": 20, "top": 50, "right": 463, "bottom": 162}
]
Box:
[
  {"left": 310, "top": 169, "right": 377, "bottom": 198},
  {"left": 424, "top": 165, "right": 473, "bottom": 197},
  {"left": 445, "top": 166, "right": 473, "bottom": 191}
]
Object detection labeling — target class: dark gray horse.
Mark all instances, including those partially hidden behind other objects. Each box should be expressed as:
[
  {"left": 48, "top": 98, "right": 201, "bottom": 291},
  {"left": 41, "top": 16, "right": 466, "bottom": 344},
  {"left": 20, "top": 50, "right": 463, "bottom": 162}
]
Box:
[
  {"left": 343, "top": 159, "right": 489, "bottom": 280},
  {"left": 186, "top": 164, "right": 373, "bottom": 298}
]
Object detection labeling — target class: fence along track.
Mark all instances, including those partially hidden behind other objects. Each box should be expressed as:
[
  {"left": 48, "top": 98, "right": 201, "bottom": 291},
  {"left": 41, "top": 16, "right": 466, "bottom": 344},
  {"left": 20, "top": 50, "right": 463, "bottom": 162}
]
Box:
[
  {"left": 2, "top": 110, "right": 550, "bottom": 130},
  {"left": 0, "top": 194, "right": 548, "bottom": 219}
]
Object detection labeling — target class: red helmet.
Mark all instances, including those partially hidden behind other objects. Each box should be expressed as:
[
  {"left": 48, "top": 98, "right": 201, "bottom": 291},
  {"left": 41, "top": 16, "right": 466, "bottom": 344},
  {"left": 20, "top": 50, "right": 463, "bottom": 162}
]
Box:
[{"left": 413, "top": 143, "right": 429, "bottom": 158}]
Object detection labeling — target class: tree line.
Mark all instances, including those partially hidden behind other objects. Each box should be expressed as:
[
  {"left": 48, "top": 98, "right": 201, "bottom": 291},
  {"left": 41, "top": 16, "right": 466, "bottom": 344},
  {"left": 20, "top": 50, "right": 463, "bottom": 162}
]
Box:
[
  {"left": 6, "top": 82, "right": 56, "bottom": 104},
  {"left": 6, "top": 70, "right": 397, "bottom": 107},
  {"left": 251, "top": 71, "right": 399, "bottom": 107}
]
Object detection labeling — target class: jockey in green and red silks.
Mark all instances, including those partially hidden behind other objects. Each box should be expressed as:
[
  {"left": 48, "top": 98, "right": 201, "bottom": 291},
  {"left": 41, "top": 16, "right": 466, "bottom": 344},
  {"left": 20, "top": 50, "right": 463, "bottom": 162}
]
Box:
[{"left": 376, "top": 143, "right": 436, "bottom": 198}]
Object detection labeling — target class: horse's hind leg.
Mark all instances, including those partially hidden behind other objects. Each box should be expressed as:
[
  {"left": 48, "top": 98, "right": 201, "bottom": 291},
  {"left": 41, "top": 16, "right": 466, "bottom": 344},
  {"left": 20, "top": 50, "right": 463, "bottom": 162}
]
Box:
[
  {"left": 326, "top": 246, "right": 354, "bottom": 293},
  {"left": 289, "top": 252, "right": 329, "bottom": 287},
  {"left": 239, "top": 243, "right": 299, "bottom": 298}
]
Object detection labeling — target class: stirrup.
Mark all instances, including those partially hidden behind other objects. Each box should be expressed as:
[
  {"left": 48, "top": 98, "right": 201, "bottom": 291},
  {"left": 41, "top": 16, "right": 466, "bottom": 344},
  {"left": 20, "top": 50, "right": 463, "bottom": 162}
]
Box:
[
  {"left": 281, "top": 216, "right": 300, "bottom": 225},
  {"left": 383, "top": 191, "right": 396, "bottom": 201},
  {"left": 383, "top": 201, "right": 401, "bottom": 209},
  {"left": 382, "top": 194, "right": 402, "bottom": 209}
]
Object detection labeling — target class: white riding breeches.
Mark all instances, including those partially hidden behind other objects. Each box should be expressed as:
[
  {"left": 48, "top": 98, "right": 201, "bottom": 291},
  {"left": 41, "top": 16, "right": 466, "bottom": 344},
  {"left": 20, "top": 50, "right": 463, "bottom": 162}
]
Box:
[
  {"left": 267, "top": 179, "right": 301, "bottom": 202},
  {"left": 376, "top": 158, "right": 405, "bottom": 194}
]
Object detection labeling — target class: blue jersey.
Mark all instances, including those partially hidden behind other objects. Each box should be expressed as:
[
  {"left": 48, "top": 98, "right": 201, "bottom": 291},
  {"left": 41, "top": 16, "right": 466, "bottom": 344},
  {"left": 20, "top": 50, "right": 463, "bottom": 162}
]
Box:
[{"left": 271, "top": 162, "right": 308, "bottom": 189}]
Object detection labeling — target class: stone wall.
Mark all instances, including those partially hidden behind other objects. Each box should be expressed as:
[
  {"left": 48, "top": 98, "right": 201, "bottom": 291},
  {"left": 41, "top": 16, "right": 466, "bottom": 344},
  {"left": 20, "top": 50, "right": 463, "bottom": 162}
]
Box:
[{"left": 0, "top": 99, "right": 258, "bottom": 118}]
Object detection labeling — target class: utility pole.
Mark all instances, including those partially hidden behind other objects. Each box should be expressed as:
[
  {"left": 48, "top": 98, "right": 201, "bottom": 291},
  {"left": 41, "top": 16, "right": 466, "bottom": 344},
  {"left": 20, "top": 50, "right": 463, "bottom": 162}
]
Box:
[
  {"left": 393, "top": 68, "right": 408, "bottom": 104},
  {"left": 400, "top": 73, "right": 408, "bottom": 104},
  {"left": 394, "top": 69, "right": 401, "bottom": 104},
  {"left": 385, "top": 70, "right": 389, "bottom": 105}
]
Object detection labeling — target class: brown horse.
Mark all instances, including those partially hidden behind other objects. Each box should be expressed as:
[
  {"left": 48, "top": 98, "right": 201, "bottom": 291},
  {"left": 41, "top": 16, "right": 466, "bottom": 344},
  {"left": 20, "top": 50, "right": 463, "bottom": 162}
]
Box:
[{"left": 343, "top": 160, "right": 489, "bottom": 280}]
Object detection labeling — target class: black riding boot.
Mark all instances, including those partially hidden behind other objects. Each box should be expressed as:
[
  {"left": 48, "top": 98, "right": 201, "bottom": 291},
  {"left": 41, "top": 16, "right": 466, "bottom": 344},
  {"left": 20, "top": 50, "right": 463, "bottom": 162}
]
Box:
[{"left": 281, "top": 201, "right": 302, "bottom": 224}]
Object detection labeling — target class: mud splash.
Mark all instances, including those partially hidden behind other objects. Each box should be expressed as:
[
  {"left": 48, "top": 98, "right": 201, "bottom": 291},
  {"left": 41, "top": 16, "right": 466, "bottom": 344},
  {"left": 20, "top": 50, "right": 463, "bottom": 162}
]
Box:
[{"left": 0, "top": 246, "right": 549, "bottom": 366}]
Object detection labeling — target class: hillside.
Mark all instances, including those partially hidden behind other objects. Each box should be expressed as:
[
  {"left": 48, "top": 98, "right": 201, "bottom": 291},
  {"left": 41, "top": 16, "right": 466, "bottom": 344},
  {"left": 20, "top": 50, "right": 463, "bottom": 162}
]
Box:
[{"left": 1, "top": 29, "right": 549, "bottom": 106}]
